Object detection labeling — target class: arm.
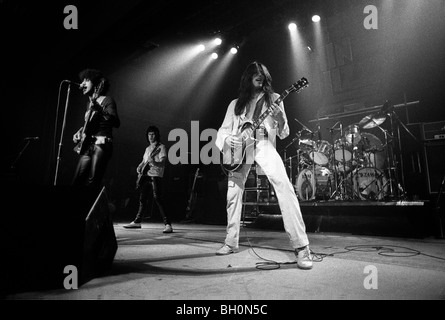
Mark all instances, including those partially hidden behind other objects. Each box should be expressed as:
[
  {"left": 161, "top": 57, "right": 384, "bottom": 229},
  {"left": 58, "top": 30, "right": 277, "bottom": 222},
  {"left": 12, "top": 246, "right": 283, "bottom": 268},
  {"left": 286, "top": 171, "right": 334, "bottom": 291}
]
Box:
[
  {"left": 216, "top": 100, "right": 237, "bottom": 151},
  {"left": 150, "top": 145, "right": 167, "bottom": 168},
  {"left": 91, "top": 97, "right": 120, "bottom": 128},
  {"left": 270, "top": 94, "right": 289, "bottom": 140}
]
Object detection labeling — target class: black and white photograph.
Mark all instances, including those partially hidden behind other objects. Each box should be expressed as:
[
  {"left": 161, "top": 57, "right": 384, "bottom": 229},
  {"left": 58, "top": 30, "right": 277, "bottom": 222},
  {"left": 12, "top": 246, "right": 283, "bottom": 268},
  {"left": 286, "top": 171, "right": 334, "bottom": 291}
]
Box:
[{"left": 1, "top": 0, "right": 444, "bottom": 304}]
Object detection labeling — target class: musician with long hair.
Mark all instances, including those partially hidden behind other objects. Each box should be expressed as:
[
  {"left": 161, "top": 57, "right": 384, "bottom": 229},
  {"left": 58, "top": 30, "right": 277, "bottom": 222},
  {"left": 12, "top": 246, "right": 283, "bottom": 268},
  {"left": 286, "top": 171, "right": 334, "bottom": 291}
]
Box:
[
  {"left": 215, "top": 61, "right": 312, "bottom": 269},
  {"left": 72, "top": 69, "right": 120, "bottom": 194},
  {"left": 123, "top": 126, "right": 172, "bottom": 233}
]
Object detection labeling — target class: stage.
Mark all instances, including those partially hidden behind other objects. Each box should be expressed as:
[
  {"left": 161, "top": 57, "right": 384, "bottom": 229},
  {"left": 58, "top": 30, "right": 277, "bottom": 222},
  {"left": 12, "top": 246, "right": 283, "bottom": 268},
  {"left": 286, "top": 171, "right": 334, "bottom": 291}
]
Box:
[{"left": 5, "top": 221, "right": 445, "bottom": 301}]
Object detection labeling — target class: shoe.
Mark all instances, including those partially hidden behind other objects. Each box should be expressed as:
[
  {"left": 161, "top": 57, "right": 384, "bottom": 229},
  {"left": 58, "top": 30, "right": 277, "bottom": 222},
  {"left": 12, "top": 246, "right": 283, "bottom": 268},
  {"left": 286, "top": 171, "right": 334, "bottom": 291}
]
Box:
[
  {"left": 296, "top": 246, "right": 313, "bottom": 270},
  {"left": 123, "top": 221, "right": 141, "bottom": 229},
  {"left": 163, "top": 224, "right": 173, "bottom": 233},
  {"left": 216, "top": 244, "right": 239, "bottom": 255}
]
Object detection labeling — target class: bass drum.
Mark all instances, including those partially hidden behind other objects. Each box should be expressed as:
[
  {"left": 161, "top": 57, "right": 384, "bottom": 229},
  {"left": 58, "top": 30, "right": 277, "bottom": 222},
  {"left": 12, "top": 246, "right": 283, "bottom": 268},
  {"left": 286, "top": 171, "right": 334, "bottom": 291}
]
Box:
[
  {"left": 294, "top": 167, "right": 333, "bottom": 201},
  {"left": 351, "top": 167, "right": 388, "bottom": 200}
]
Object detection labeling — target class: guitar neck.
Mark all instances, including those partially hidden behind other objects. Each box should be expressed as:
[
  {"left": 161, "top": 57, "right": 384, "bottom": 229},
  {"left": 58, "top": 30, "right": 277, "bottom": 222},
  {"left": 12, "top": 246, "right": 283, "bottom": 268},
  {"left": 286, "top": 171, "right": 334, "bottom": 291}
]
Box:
[{"left": 251, "top": 90, "right": 291, "bottom": 131}]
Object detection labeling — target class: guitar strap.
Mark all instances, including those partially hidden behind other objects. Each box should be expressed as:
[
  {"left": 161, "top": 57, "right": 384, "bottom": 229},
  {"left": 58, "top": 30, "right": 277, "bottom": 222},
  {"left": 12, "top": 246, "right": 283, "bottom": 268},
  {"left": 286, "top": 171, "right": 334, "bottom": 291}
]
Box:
[
  {"left": 252, "top": 95, "right": 266, "bottom": 122},
  {"left": 252, "top": 95, "right": 267, "bottom": 139},
  {"left": 150, "top": 142, "right": 161, "bottom": 158}
]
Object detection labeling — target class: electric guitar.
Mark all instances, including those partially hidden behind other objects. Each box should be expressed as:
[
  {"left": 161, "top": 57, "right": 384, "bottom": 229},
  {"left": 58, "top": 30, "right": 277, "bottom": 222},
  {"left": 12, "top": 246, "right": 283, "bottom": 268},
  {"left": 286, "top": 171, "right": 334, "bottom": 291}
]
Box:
[
  {"left": 135, "top": 144, "right": 162, "bottom": 190},
  {"left": 73, "top": 79, "right": 105, "bottom": 154},
  {"left": 220, "top": 78, "right": 309, "bottom": 174}
]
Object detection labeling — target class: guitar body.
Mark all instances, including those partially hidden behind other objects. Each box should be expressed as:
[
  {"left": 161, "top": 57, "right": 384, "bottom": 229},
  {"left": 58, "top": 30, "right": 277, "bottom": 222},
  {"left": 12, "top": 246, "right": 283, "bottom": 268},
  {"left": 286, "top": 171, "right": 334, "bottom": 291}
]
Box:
[
  {"left": 220, "top": 78, "right": 309, "bottom": 174},
  {"left": 135, "top": 144, "right": 162, "bottom": 191},
  {"left": 73, "top": 110, "right": 95, "bottom": 154},
  {"left": 220, "top": 122, "right": 255, "bottom": 172}
]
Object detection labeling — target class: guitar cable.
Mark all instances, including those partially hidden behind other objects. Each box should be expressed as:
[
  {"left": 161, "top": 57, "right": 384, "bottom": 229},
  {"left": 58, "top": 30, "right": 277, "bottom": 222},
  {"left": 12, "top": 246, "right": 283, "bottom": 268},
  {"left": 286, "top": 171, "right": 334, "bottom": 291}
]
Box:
[{"left": 241, "top": 214, "right": 322, "bottom": 271}]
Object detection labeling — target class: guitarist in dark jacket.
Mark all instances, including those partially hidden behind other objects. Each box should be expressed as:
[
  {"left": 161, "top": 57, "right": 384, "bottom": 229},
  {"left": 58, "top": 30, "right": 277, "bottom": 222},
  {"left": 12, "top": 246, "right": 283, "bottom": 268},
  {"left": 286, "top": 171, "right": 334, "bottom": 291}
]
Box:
[
  {"left": 72, "top": 69, "right": 120, "bottom": 194},
  {"left": 124, "top": 126, "right": 172, "bottom": 233}
]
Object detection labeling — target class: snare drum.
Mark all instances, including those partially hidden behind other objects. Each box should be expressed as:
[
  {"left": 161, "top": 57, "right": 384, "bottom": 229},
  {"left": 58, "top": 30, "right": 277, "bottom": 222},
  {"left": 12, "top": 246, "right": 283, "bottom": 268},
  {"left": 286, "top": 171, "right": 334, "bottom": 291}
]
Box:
[
  {"left": 309, "top": 140, "right": 332, "bottom": 166},
  {"left": 294, "top": 166, "right": 333, "bottom": 201}
]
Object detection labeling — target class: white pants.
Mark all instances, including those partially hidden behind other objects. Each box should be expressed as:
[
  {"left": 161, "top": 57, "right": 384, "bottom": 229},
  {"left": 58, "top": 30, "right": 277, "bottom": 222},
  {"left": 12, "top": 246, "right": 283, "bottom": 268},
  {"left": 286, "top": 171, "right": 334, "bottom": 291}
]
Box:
[{"left": 224, "top": 139, "right": 309, "bottom": 249}]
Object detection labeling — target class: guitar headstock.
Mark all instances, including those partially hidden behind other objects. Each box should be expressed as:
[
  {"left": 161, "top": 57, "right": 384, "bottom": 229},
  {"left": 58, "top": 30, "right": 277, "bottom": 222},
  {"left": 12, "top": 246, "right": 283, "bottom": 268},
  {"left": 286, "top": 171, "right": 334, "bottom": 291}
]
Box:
[
  {"left": 290, "top": 77, "right": 309, "bottom": 93},
  {"left": 93, "top": 78, "right": 106, "bottom": 99}
]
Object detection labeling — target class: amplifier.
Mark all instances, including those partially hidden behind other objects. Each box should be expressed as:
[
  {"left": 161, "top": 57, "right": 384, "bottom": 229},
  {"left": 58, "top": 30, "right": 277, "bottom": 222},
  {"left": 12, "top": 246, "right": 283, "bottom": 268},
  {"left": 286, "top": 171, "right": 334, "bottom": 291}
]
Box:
[{"left": 422, "top": 121, "right": 445, "bottom": 141}]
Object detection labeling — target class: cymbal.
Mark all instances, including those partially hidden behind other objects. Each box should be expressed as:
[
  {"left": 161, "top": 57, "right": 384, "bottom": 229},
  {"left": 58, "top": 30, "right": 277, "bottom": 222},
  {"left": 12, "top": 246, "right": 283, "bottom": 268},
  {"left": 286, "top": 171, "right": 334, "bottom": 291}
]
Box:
[{"left": 359, "top": 112, "right": 386, "bottom": 129}]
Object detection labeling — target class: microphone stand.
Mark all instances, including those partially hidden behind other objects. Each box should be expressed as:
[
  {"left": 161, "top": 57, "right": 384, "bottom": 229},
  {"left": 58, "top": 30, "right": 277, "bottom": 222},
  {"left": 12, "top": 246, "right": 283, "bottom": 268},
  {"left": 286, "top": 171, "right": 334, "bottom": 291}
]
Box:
[{"left": 54, "top": 82, "right": 73, "bottom": 186}]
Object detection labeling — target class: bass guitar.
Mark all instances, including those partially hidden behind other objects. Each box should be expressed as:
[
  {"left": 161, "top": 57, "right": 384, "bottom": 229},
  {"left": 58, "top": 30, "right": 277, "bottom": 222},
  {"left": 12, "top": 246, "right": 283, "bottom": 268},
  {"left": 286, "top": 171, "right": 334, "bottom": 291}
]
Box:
[
  {"left": 73, "top": 79, "right": 105, "bottom": 154},
  {"left": 220, "top": 78, "right": 309, "bottom": 174},
  {"left": 135, "top": 144, "right": 162, "bottom": 190}
]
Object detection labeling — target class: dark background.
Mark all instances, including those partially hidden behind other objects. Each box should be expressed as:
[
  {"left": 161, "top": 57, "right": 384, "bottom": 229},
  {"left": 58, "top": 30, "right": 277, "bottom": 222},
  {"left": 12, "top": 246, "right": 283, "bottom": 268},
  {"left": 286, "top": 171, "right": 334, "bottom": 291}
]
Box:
[{"left": 2, "top": 0, "right": 444, "bottom": 220}]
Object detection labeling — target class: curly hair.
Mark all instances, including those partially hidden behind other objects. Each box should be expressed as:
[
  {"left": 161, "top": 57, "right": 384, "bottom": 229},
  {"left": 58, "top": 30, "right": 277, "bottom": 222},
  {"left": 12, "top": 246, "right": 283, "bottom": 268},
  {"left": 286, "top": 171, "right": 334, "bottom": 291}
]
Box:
[
  {"left": 146, "top": 125, "right": 160, "bottom": 142},
  {"left": 78, "top": 68, "right": 110, "bottom": 95}
]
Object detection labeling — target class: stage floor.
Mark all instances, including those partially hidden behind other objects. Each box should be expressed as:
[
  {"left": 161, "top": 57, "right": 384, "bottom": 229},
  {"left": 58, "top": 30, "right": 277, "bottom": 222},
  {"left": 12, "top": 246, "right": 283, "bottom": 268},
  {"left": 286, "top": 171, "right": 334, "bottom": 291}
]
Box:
[{"left": 5, "top": 221, "right": 445, "bottom": 301}]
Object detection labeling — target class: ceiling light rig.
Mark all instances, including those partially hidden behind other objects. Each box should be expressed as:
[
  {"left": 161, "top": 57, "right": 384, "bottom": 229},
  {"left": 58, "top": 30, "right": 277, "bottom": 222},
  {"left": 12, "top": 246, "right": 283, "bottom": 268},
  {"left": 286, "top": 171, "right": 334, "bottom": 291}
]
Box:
[
  {"left": 288, "top": 22, "right": 297, "bottom": 31},
  {"left": 312, "top": 15, "right": 321, "bottom": 23}
]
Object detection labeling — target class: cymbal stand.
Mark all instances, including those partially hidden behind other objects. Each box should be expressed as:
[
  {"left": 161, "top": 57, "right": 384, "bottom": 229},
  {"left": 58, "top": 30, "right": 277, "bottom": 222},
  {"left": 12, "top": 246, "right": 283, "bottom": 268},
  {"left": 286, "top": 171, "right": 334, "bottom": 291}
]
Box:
[
  {"left": 376, "top": 124, "right": 398, "bottom": 199},
  {"left": 284, "top": 133, "right": 300, "bottom": 184},
  {"left": 329, "top": 128, "right": 339, "bottom": 197},
  {"left": 329, "top": 125, "right": 349, "bottom": 200},
  {"left": 390, "top": 110, "right": 419, "bottom": 199}
]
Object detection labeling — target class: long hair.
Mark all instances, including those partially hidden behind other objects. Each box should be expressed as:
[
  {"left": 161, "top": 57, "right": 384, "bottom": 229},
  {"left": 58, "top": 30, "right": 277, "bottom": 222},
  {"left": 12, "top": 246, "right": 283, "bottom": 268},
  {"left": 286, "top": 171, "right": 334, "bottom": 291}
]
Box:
[
  {"left": 146, "top": 125, "right": 160, "bottom": 143},
  {"left": 234, "top": 61, "right": 274, "bottom": 116},
  {"left": 78, "top": 68, "right": 110, "bottom": 95}
]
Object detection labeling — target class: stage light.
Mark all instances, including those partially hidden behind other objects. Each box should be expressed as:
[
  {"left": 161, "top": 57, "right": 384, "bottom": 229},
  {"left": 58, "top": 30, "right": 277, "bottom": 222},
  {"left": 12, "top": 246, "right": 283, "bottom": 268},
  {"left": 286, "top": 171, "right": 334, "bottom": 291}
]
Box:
[
  {"left": 288, "top": 23, "right": 297, "bottom": 31},
  {"left": 211, "top": 52, "right": 218, "bottom": 60},
  {"left": 230, "top": 47, "right": 238, "bottom": 54},
  {"left": 312, "top": 15, "right": 321, "bottom": 23},
  {"left": 214, "top": 38, "right": 222, "bottom": 45},
  {"left": 197, "top": 44, "right": 206, "bottom": 52}
]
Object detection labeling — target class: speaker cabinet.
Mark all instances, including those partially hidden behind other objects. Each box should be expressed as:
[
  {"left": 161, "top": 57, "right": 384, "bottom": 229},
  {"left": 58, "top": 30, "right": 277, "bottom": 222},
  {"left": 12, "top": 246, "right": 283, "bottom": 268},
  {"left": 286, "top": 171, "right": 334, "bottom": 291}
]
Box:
[
  {"left": 0, "top": 186, "right": 117, "bottom": 294},
  {"left": 424, "top": 140, "right": 445, "bottom": 194}
]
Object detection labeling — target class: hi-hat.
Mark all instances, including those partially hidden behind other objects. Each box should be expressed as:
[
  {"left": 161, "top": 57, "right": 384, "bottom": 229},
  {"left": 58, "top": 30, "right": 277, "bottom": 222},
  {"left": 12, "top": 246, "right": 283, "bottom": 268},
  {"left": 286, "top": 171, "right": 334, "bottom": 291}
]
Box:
[{"left": 359, "top": 112, "right": 386, "bottom": 129}]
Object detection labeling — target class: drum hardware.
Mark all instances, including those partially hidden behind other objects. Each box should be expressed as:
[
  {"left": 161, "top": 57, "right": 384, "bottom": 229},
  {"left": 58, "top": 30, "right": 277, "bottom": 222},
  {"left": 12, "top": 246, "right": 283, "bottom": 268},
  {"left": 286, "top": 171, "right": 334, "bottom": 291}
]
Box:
[
  {"left": 385, "top": 102, "right": 420, "bottom": 200},
  {"left": 283, "top": 133, "right": 300, "bottom": 184},
  {"left": 328, "top": 122, "right": 352, "bottom": 200}
]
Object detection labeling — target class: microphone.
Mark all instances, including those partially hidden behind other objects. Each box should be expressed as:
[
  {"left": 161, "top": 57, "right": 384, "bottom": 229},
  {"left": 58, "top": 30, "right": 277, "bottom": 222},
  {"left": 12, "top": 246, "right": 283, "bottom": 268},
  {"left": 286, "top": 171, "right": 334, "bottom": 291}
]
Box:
[
  {"left": 24, "top": 137, "right": 39, "bottom": 140},
  {"left": 63, "top": 80, "right": 82, "bottom": 88}
]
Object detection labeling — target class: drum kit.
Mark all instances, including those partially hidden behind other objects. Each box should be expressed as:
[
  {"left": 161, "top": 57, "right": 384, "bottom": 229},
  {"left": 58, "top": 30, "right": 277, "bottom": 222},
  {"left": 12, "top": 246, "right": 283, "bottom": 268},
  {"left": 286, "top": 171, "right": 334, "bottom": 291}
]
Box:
[{"left": 289, "top": 109, "right": 401, "bottom": 202}]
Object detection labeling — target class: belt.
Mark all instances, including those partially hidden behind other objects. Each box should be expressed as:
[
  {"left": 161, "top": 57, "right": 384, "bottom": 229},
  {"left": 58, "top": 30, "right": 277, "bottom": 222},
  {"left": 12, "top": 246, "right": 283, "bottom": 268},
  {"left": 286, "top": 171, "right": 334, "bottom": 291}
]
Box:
[{"left": 93, "top": 136, "right": 113, "bottom": 144}]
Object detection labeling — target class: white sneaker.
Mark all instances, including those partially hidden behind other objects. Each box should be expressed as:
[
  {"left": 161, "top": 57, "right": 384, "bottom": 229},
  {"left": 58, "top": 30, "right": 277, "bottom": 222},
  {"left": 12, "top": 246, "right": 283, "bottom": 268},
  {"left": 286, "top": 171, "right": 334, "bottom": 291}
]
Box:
[
  {"left": 163, "top": 224, "right": 173, "bottom": 233},
  {"left": 123, "top": 221, "right": 141, "bottom": 229},
  {"left": 296, "top": 246, "right": 313, "bottom": 270},
  {"left": 216, "top": 244, "right": 239, "bottom": 255}
]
